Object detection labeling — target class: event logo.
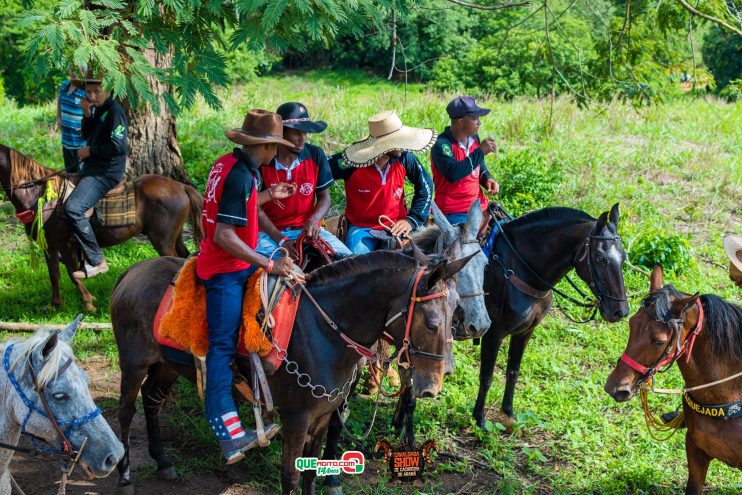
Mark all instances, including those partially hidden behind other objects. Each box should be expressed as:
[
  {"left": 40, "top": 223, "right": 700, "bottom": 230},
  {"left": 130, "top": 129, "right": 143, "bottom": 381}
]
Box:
[
  {"left": 205, "top": 164, "right": 223, "bottom": 203},
  {"left": 295, "top": 451, "right": 365, "bottom": 476},
  {"left": 299, "top": 182, "right": 314, "bottom": 196},
  {"left": 393, "top": 187, "right": 404, "bottom": 200},
  {"left": 375, "top": 439, "right": 437, "bottom": 482}
]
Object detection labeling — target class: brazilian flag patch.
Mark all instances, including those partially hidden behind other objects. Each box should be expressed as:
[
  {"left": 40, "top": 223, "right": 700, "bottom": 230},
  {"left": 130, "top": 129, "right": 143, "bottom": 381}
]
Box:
[
  {"left": 337, "top": 158, "right": 350, "bottom": 170},
  {"left": 441, "top": 144, "right": 453, "bottom": 157}
]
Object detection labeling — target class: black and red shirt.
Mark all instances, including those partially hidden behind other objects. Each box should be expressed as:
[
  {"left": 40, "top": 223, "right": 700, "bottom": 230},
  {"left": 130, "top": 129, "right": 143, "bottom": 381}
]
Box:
[
  {"left": 329, "top": 152, "right": 432, "bottom": 229},
  {"left": 259, "top": 143, "right": 333, "bottom": 229},
  {"left": 196, "top": 149, "right": 260, "bottom": 281},
  {"left": 430, "top": 127, "right": 493, "bottom": 215}
]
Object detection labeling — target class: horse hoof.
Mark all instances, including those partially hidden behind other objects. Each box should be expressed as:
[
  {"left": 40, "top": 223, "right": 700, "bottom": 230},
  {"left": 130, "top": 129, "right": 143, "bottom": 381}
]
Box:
[
  {"left": 116, "top": 483, "right": 135, "bottom": 495},
  {"left": 388, "top": 369, "right": 400, "bottom": 388},
  {"left": 86, "top": 304, "right": 97, "bottom": 313},
  {"left": 157, "top": 466, "right": 178, "bottom": 481}
]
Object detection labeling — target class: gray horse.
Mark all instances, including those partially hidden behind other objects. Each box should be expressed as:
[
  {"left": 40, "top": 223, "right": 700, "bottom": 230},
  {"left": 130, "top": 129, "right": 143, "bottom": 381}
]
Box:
[{"left": 0, "top": 316, "right": 124, "bottom": 494}]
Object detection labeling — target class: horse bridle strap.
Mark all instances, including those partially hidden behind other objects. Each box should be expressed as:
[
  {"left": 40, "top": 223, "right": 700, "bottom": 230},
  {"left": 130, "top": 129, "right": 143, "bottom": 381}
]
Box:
[{"left": 620, "top": 298, "right": 705, "bottom": 380}]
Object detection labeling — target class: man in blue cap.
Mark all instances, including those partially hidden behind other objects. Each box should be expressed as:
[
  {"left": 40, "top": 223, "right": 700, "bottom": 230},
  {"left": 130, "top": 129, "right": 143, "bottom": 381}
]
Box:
[{"left": 430, "top": 96, "right": 499, "bottom": 225}]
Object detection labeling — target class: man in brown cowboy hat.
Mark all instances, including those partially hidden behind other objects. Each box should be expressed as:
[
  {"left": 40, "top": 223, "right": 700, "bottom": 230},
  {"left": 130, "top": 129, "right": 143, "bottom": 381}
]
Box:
[
  {"left": 66, "top": 73, "right": 127, "bottom": 279},
  {"left": 197, "top": 109, "right": 300, "bottom": 464},
  {"left": 724, "top": 235, "right": 742, "bottom": 288},
  {"left": 328, "top": 110, "right": 434, "bottom": 254},
  {"left": 256, "top": 102, "right": 351, "bottom": 258}
]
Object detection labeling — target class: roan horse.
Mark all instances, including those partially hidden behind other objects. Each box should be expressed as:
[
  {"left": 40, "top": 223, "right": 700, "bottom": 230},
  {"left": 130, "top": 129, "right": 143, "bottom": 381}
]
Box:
[
  {"left": 605, "top": 265, "right": 742, "bottom": 495},
  {"left": 0, "top": 144, "right": 204, "bottom": 312},
  {"left": 474, "top": 205, "right": 629, "bottom": 429},
  {"left": 110, "top": 250, "right": 473, "bottom": 494},
  {"left": 0, "top": 316, "right": 124, "bottom": 494}
]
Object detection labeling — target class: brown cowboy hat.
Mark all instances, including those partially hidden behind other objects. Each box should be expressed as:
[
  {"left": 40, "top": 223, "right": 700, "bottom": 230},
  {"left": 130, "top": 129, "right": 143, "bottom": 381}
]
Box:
[
  {"left": 71, "top": 67, "right": 102, "bottom": 87},
  {"left": 225, "top": 110, "right": 295, "bottom": 148}
]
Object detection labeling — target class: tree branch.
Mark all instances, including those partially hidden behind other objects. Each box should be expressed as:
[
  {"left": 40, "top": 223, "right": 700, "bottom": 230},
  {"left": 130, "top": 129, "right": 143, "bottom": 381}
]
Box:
[
  {"left": 675, "top": 0, "right": 742, "bottom": 37},
  {"left": 445, "top": 0, "right": 530, "bottom": 10}
]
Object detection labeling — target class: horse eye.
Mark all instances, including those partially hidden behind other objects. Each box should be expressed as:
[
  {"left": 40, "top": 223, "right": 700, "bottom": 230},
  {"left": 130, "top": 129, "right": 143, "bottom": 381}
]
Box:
[
  {"left": 53, "top": 393, "right": 69, "bottom": 401},
  {"left": 596, "top": 255, "right": 608, "bottom": 266},
  {"left": 652, "top": 339, "right": 666, "bottom": 348}
]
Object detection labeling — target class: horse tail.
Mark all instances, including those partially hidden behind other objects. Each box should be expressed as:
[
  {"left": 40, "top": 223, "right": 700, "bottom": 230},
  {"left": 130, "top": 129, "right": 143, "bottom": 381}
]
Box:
[{"left": 184, "top": 184, "right": 204, "bottom": 247}]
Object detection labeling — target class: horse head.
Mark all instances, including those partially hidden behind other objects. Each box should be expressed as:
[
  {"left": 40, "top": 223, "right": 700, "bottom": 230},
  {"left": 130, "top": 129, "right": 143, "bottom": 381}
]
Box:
[{"left": 3, "top": 316, "right": 124, "bottom": 477}]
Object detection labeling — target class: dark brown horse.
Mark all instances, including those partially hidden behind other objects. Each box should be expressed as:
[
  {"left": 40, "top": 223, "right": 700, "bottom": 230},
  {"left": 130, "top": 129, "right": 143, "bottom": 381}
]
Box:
[
  {"left": 605, "top": 265, "right": 742, "bottom": 495},
  {"left": 0, "top": 144, "right": 204, "bottom": 312},
  {"left": 474, "top": 205, "right": 629, "bottom": 429},
  {"left": 110, "top": 250, "right": 473, "bottom": 494}
]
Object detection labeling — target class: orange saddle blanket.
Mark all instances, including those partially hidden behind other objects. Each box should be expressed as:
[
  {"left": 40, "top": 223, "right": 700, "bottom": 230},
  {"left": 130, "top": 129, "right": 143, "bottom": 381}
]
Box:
[{"left": 153, "top": 257, "right": 300, "bottom": 372}]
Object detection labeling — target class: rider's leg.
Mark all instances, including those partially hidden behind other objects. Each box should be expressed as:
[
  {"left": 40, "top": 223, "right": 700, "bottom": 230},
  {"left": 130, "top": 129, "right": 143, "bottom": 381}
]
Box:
[
  {"left": 318, "top": 228, "right": 352, "bottom": 256},
  {"left": 346, "top": 225, "right": 380, "bottom": 254}
]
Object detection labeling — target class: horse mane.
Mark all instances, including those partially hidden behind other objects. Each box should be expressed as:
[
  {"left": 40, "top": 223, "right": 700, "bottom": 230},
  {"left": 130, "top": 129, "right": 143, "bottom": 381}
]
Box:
[
  {"left": 8, "top": 146, "right": 62, "bottom": 192},
  {"left": 4, "top": 329, "right": 72, "bottom": 388},
  {"left": 307, "top": 251, "right": 418, "bottom": 285},
  {"left": 646, "top": 285, "right": 742, "bottom": 361},
  {"left": 407, "top": 224, "right": 443, "bottom": 253},
  {"left": 509, "top": 207, "right": 594, "bottom": 227}
]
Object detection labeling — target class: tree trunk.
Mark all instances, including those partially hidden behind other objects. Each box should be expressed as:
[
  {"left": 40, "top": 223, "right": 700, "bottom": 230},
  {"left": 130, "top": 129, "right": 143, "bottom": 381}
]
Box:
[{"left": 123, "top": 49, "right": 191, "bottom": 183}]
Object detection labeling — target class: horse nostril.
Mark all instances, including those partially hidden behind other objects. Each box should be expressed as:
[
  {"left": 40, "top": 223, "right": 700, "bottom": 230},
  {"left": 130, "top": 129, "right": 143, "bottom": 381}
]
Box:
[
  {"left": 612, "top": 387, "right": 632, "bottom": 402},
  {"left": 421, "top": 390, "right": 435, "bottom": 399},
  {"left": 104, "top": 454, "right": 117, "bottom": 470},
  {"left": 614, "top": 308, "right": 628, "bottom": 319}
]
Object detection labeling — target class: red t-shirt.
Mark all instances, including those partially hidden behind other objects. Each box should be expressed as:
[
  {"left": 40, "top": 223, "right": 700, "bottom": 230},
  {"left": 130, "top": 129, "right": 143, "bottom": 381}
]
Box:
[
  {"left": 259, "top": 143, "right": 333, "bottom": 229},
  {"left": 344, "top": 162, "right": 408, "bottom": 229},
  {"left": 432, "top": 134, "right": 488, "bottom": 215},
  {"left": 196, "top": 150, "right": 260, "bottom": 281}
]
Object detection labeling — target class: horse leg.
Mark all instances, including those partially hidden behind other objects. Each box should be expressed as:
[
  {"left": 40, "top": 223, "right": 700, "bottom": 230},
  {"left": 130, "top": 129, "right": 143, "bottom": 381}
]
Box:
[
  {"left": 685, "top": 432, "right": 711, "bottom": 495},
  {"left": 44, "top": 249, "right": 62, "bottom": 307},
  {"left": 322, "top": 407, "right": 345, "bottom": 495},
  {"left": 116, "top": 365, "right": 149, "bottom": 494},
  {"left": 392, "top": 388, "right": 417, "bottom": 446},
  {"left": 59, "top": 245, "right": 96, "bottom": 312},
  {"left": 174, "top": 234, "right": 190, "bottom": 258},
  {"left": 473, "top": 328, "right": 504, "bottom": 430},
  {"left": 281, "top": 413, "right": 310, "bottom": 494},
  {"left": 501, "top": 331, "right": 533, "bottom": 428},
  {"left": 141, "top": 363, "right": 180, "bottom": 481},
  {"left": 301, "top": 412, "right": 333, "bottom": 495}
]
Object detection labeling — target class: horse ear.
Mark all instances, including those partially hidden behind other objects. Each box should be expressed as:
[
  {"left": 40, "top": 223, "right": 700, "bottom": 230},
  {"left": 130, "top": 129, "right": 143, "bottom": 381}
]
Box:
[
  {"left": 409, "top": 240, "right": 430, "bottom": 265},
  {"left": 424, "top": 259, "right": 448, "bottom": 290},
  {"left": 443, "top": 251, "right": 477, "bottom": 280},
  {"left": 59, "top": 314, "right": 84, "bottom": 344},
  {"left": 609, "top": 203, "right": 620, "bottom": 227},
  {"left": 650, "top": 264, "right": 664, "bottom": 292},
  {"left": 465, "top": 200, "right": 483, "bottom": 241},
  {"left": 677, "top": 292, "right": 700, "bottom": 317},
  {"left": 593, "top": 211, "right": 608, "bottom": 234},
  {"left": 40, "top": 332, "right": 59, "bottom": 360},
  {"left": 431, "top": 202, "right": 456, "bottom": 245}
]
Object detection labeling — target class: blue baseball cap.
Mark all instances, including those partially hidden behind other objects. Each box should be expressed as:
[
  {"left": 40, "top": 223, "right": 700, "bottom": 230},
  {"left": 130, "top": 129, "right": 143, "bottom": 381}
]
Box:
[{"left": 446, "top": 96, "right": 490, "bottom": 119}]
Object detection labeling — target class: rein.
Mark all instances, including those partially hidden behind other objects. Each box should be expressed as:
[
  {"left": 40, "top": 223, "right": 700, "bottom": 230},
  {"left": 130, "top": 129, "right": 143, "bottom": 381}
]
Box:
[{"left": 294, "top": 231, "right": 335, "bottom": 266}]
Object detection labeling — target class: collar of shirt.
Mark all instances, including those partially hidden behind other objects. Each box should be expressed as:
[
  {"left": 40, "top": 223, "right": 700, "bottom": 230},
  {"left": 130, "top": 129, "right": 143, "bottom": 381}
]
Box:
[
  {"left": 232, "top": 148, "right": 261, "bottom": 176},
  {"left": 274, "top": 155, "right": 301, "bottom": 181},
  {"left": 94, "top": 96, "right": 114, "bottom": 115},
  {"left": 457, "top": 136, "right": 474, "bottom": 157}
]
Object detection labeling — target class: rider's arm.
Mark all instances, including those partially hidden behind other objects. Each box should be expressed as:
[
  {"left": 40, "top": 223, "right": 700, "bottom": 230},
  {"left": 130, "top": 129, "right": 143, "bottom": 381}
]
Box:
[
  {"left": 258, "top": 207, "right": 286, "bottom": 244},
  {"left": 214, "top": 223, "right": 270, "bottom": 269},
  {"left": 430, "top": 135, "right": 485, "bottom": 183},
  {"left": 308, "top": 146, "right": 334, "bottom": 224},
  {"left": 328, "top": 153, "right": 354, "bottom": 181},
  {"left": 402, "top": 152, "right": 433, "bottom": 229}
]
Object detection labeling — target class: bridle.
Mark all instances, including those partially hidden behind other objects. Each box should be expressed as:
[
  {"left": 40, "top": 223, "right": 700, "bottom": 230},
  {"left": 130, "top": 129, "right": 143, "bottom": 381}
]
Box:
[
  {"left": 0, "top": 343, "right": 101, "bottom": 463},
  {"left": 619, "top": 297, "right": 704, "bottom": 384},
  {"left": 573, "top": 233, "right": 629, "bottom": 305},
  {"left": 454, "top": 238, "right": 486, "bottom": 300}
]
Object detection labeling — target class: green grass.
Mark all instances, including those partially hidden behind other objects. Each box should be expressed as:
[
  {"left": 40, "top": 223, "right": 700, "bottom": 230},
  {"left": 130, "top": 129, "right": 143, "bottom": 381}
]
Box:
[{"left": 0, "top": 70, "right": 740, "bottom": 493}]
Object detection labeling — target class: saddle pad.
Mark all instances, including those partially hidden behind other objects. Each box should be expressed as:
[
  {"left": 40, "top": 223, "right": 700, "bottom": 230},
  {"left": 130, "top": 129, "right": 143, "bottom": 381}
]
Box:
[{"left": 61, "top": 179, "right": 136, "bottom": 227}]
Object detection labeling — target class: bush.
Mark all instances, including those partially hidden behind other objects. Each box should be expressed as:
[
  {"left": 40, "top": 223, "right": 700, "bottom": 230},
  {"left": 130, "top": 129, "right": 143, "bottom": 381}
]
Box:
[
  {"left": 496, "top": 149, "right": 562, "bottom": 216},
  {"left": 628, "top": 227, "right": 694, "bottom": 274},
  {"left": 702, "top": 26, "right": 742, "bottom": 91},
  {"left": 719, "top": 79, "right": 742, "bottom": 102}
]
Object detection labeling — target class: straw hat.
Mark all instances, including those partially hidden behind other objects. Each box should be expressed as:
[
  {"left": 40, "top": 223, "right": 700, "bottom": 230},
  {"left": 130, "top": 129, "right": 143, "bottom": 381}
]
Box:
[
  {"left": 342, "top": 111, "right": 437, "bottom": 167},
  {"left": 724, "top": 235, "right": 742, "bottom": 273},
  {"left": 225, "top": 110, "right": 295, "bottom": 148}
]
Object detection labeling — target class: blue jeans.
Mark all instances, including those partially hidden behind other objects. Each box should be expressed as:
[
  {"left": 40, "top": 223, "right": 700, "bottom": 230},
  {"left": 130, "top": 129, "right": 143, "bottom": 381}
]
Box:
[
  {"left": 346, "top": 225, "right": 385, "bottom": 254},
  {"left": 255, "top": 228, "right": 352, "bottom": 258},
  {"left": 199, "top": 266, "right": 259, "bottom": 422},
  {"left": 444, "top": 212, "right": 468, "bottom": 226},
  {"left": 64, "top": 175, "right": 118, "bottom": 265}
]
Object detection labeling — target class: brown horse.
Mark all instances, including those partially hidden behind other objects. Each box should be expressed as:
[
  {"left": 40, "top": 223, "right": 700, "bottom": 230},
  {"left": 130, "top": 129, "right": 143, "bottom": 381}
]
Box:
[
  {"left": 605, "top": 265, "right": 742, "bottom": 495},
  {"left": 0, "top": 144, "right": 204, "bottom": 312},
  {"left": 110, "top": 251, "right": 472, "bottom": 494}
]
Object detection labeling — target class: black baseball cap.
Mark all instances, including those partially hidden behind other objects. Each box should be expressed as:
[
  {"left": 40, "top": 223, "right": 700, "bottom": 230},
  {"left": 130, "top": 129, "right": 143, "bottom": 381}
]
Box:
[
  {"left": 446, "top": 96, "right": 490, "bottom": 120},
  {"left": 276, "top": 102, "right": 327, "bottom": 134}
]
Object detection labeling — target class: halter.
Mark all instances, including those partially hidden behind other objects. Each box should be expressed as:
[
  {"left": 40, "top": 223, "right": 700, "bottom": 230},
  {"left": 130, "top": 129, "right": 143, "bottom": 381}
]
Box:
[
  {"left": 619, "top": 298, "right": 704, "bottom": 382},
  {"left": 454, "top": 238, "right": 486, "bottom": 300},
  {"left": 0, "top": 343, "right": 101, "bottom": 461}
]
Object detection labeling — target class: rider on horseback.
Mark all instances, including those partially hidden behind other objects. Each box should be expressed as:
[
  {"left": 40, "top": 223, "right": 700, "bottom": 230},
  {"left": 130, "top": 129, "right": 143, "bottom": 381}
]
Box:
[
  {"left": 256, "top": 102, "right": 351, "bottom": 258},
  {"left": 430, "top": 96, "right": 499, "bottom": 226},
  {"left": 328, "top": 111, "right": 435, "bottom": 254},
  {"left": 197, "top": 110, "right": 299, "bottom": 464},
  {"left": 67, "top": 73, "right": 127, "bottom": 279}
]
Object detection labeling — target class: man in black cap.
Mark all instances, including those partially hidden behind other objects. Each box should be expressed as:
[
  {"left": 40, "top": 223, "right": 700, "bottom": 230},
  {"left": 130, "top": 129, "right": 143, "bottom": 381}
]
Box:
[
  {"left": 66, "top": 75, "right": 128, "bottom": 279},
  {"left": 256, "top": 102, "right": 351, "bottom": 257},
  {"left": 430, "top": 95, "right": 499, "bottom": 225}
]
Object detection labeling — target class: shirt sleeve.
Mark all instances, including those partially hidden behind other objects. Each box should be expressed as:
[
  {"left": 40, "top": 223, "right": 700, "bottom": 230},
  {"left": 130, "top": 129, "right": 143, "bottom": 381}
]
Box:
[
  {"left": 402, "top": 152, "right": 433, "bottom": 229},
  {"left": 311, "top": 146, "right": 334, "bottom": 191},
  {"left": 430, "top": 135, "right": 485, "bottom": 183},
  {"left": 89, "top": 105, "right": 128, "bottom": 160},
  {"left": 328, "top": 152, "right": 354, "bottom": 181},
  {"left": 217, "top": 166, "right": 254, "bottom": 226}
]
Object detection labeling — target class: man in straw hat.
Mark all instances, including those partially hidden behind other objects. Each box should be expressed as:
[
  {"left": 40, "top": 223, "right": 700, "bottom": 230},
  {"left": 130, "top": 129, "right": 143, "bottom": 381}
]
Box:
[
  {"left": 196, "top": 109, "right": 300, "bottom": 464},
  {"left": 66, "top": 72, "right": 128, "bottom": 279},
  {"left": 724, "top": 235, "right": 742, "bottom": 289},
  {"left": 256, "top": 102, "right": 351, "bottom": 257},
  {"left": 328, "top": 110, "right": 434, "bottom": 254},
  {"left": 431, "top": 96, "right": 499, "bottom": 225}
]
